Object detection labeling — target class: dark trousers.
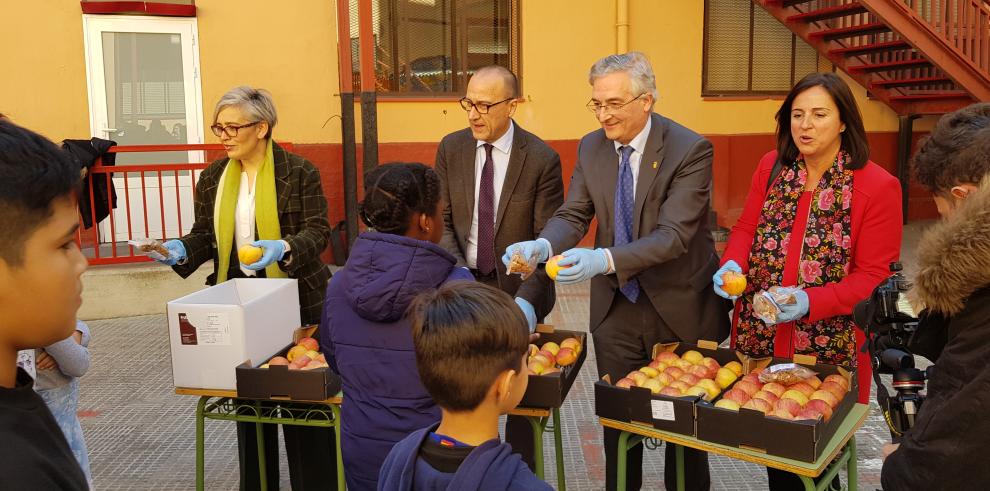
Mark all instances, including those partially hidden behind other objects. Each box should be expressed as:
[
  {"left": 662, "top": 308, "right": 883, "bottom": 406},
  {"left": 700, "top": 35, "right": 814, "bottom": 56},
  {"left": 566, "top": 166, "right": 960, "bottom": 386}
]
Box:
[
  {"left": 593, "top": 294, "right": 711, "bottom": 491},
  {"left": 767, "top": 468, "right": 841, "bottom": 490},
  {"left": 472, "top": 271, "right": 538, "bottom": 471},
  {"left": 237, "top": 422, "right": 338, "bottom": 491}
]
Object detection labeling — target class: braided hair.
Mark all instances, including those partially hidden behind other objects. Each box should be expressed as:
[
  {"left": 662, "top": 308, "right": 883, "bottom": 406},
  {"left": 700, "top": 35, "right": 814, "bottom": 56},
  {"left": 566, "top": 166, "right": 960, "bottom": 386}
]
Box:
[{"left": 359, "top": 162, "right": 441, "bottom": 235}]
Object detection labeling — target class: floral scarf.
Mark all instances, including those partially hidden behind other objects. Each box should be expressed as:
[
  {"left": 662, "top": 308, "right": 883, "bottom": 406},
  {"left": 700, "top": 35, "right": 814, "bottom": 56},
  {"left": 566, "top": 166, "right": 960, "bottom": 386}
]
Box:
[{"left": 734, "top": 151, "right": 857, "bottom": 366}]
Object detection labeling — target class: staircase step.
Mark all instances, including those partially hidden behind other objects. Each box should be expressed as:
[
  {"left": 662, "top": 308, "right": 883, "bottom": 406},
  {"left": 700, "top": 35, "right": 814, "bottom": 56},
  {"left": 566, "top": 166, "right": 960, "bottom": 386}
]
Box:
[
  {"left": 810, "top": 22, "right": 890, "bottom": 41},
  {"left": 782, "top": 0, "right": 815, "bottom": 6},
  {"left": 849, "top": 58, "right": 931, "bottom": 72},
  {"left": 872, "top": 76, "right": 953, "bottom": 88},
  {"left": 830, "top": 40, "right": 910, "bottom": 56},
  {"left": 889, "top": 91, "right": 971, "bottom": 101},
  {"left": 788, "top": 2, "right": 867, "bottom": 23}
]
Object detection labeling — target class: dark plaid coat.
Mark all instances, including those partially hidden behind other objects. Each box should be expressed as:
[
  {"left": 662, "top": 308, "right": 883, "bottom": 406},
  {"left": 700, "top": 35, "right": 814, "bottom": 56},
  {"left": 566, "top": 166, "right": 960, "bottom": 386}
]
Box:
[{"left": 173, "top": 142, "right": 332, "bottom": 324}]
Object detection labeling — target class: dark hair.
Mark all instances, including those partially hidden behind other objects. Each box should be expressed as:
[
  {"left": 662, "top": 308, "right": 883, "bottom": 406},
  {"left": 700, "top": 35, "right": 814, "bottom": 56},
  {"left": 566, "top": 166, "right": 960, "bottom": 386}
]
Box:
[
  {"left": 409, "top": 282, "right": 529, "bottom": 412},
  {"left": 0, "top": 120, "right": 80, "bottom": 265},
  {"left": 474, "top": 65, "right": 520, "bottom": 99},
  {"left": 775, "top": 72, "right": 869, "bottom": 170},
  {"left": 911, "top": 103, "right": 990, "bottom": 194},
  {"left": 359, "top": 162, "right": 440, "bottom": 235}
]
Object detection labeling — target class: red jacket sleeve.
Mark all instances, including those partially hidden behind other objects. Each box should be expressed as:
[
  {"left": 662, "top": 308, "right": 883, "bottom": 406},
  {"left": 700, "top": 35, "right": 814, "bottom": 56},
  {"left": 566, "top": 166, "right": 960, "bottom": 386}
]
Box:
[
  {"left": 805, "top": 163, "right": 903, "bottom": 322},
  {"left": 721, "top": 151, "right": 777, "bottom": 272}
]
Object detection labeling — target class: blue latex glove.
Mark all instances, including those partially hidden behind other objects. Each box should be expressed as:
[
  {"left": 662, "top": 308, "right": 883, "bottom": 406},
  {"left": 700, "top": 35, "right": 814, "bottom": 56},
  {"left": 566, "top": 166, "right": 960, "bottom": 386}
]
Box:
[
  {"left": 243, "top": 240, "right": 286, "bottom": 271},
  {"left": 712, "top": 260, "right": 743, "bottom": 300},
  {"left": 502, "top": 239, "right": 550, "bottom": 267},
  {"left": 515, "top": 297, "right": 537, "bottom": 333},
  {"left": 774, "top": 289, "right": 810, "bottom": 324},
  {"left": 158, "top": 240, "right": 187, "bottom": 266},
  {"left": 554, "top": 248, "right": 609, "bottom": 285}
]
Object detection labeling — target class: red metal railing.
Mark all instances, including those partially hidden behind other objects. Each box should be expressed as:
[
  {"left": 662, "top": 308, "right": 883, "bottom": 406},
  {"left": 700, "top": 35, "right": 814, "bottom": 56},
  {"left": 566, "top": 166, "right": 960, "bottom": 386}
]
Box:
[
  {"left": 76, "top": 142, "right": 292, "bottom": 265},
  {"left": 900, "top": 0, "right": 990, "bottom": 73}
]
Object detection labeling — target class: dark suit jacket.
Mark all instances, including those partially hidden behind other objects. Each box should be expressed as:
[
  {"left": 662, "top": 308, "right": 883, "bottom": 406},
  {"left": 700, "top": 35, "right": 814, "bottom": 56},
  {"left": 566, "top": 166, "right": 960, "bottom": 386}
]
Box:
[
  {"left": 172, "top": 142, "right": 332, "bottom": 324},
  {"left": 435, "top": 122, "right": 564, "bottom": 319},
  {"left": 540, "top": 113, "right": 730, "bottom": 342}
]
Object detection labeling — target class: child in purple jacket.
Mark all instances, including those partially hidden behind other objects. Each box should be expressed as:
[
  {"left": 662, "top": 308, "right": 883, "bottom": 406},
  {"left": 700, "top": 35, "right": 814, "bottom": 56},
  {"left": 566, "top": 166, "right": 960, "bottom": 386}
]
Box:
[
  {"left": 378, "top": 282, "right": 550, "bottom": 490},
  {"left": 320, "top": 162, "right": 472, "bottom": 490}
]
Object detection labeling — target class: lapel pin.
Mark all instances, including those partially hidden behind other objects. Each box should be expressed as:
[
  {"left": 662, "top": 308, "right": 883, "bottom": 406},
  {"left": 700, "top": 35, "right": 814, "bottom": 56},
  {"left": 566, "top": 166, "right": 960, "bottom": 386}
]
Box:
[{"left": 652, "top": 161, "right": 658, "bottom": 169}]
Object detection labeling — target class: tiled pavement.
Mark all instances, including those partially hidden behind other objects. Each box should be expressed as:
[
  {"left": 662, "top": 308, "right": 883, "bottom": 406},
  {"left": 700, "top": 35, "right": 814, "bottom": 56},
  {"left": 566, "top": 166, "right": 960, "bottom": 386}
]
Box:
[{"left": 79, "top": 222, "right": 933, "bottom": 490}]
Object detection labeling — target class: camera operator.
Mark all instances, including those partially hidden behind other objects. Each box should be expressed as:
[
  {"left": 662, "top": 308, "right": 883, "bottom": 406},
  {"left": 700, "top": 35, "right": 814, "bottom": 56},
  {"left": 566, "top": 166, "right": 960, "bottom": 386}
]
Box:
[{"left": 881, "top": 103, "right": 990, "bottom": 489}]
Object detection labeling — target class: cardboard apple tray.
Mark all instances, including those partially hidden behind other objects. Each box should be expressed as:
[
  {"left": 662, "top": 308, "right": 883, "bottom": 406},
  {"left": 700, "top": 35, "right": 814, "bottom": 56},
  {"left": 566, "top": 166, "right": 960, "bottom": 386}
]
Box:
[
  {"left": 594, "top": 340, "right": 744, "bottom": 436},
  {"left": 235, "top": 326, "right": 342, "bottom": 401},
  {"left": 695, "top": 354, "right": 857, "bottom": 462},
  {"left": 518, "top": 325, "right": 588, "bottom": 408}
]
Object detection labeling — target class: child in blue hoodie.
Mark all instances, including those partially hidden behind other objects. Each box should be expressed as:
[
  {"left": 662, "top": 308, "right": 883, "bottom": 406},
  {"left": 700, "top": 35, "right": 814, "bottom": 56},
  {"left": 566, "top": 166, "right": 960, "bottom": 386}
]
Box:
[{"left": 378, "top": 282, "right": 551, "bottom": 491}]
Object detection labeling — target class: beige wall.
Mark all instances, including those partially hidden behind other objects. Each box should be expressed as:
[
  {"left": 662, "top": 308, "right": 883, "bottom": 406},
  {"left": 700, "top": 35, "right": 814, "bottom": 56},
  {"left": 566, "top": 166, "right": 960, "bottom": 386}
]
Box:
[{"left": 1, "top": 0, "right": 931, "bottom": 146}]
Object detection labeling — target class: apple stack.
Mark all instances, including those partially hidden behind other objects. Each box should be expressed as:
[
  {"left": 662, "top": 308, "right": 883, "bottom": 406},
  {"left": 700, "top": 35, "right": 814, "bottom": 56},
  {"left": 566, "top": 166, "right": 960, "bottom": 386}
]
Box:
[
  {"left": 611, "top": 350, "right": 744, "bottom": 401},
  {"left": 714, "top": 369, "right": 849, "bottom": 422},
  {"left": 527, "top": 337, "right": 581, "bottom": 376},
  {"left": 261, "top": 336, "right": 330, "bottom": 371}
]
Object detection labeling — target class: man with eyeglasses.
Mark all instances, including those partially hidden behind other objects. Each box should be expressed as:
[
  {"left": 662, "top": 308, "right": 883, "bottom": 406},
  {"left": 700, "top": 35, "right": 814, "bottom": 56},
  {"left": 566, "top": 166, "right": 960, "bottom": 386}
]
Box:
[
  {"left": 506, "top": 52, "right": 730, "bottom": 491},
  {"left": 434, "top": 65, "right": 564, "bottom": 471}
]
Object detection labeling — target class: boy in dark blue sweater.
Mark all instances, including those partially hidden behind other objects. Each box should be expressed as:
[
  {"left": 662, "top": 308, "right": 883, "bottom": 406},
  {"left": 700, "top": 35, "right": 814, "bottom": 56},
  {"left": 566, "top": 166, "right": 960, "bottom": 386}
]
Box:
[
  {"left": 0, "top": 119, "right": 89, "bottom": 490},
  {"left": 378, "top": 282, "right": 551, "bottom": 491}
]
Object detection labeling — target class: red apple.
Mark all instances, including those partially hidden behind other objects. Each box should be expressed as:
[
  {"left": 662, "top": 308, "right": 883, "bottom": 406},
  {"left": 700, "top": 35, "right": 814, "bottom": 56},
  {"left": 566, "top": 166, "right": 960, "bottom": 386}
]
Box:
[
  {"left": 796, "top": 408, "right": 824, "bottom": 422},
  {"left": 687, "top": 364, "right": 710, "bottom": 379},
  {"left": 770, "top": 407, "right": 795, "bottom": 420},
  {"left": 804, "top": 376, "right": 822, "bottom": 390},
  {"left": 684, "top": 385, "right": 709, "bottom": 400},
  {"left": 681, "top": 350, "right": 704, "bottom": 364},
  {"left": 268, "top": 356, "right": 290, "bottom": 366},
  {"left": 302, "top": 359, "right": 326, "bottom": 370},
  {"left": 656, "top": 372, "right": 676, "bottom": 386},
  {"left": 639, "top": 366, "right": 661, "bottom": 378},
  {"left": 823, "top": 374, "right": 850, "bottom": 391},
  {"left": 663, "top": 366, "right": 685, "bottom": 380},
  {"left": 628, "top": 371, "right": 649, "bottom": 386},
  {"left": 538, "top": 350, "right": 556, "bottom": 364},
  {"left": 642, "top": 378, "right": 663, "bottom": 394},
  {"left": 700, "top": 357, "right": 721, "bottom": 372},
  {"left": 789, "top": 382, "right": 816, "bottom": 398},
  {"left": 697, "top": 379, "right": 721, "bottom": 399},
  {"left": 660, "top": 386, "right": 683, "bottom": 397},
  {"left": 805, "top": 399, "right": 834, "bottom": 421},
  {"left": 292, "top": 355, "right": 311, "bottom": 367},
  {"left": 541, "top": 342, "right": 561, "bottom": 356},
  {"left": 715, "top": 367, "right": 738, "bottom": 389},
  {"left": 734, "top": 380, "right": 762, "bottom": 397},
  {"left": 541, "top": 367, "right": 561, "bottom": 375},
  {"left": 560, "top": 337, "right": 582, "bottom": 355},
  {"left": 775, "top": 398, "right": 802, "bottom": 417},
  {"left": 810, "top": 390, "right": 841, "bottom": 408},
  {"left": 679, "top": 373, "right": 701, "bottom": 386},
  {"left": 286, "top": 345, "right": 308, "bottom": 362},
  {"left": 722, "top": 388, "right": 751, "bottom": 405},
  {"left": 752, "top": 390, "right": 779, "bottom": 405},
  {"left": 742, "top": 398, "right": 771, "bottom": 414},
  {"left": 669, "top": 381, "right": 691, "bottom": 393},
  {"left": 528, "top": 360, "right": 547, "bottom": 375},
  {"left": 762, "top": 382, "right": 787, "bottom": 398},
  {"left": 648, "top": 359, "right": 668, "bottom": 371},
  {"left": 655, "top": 351, "right": 680, "bottom": 364},
  {"left": 741, "top": 374, "right": 762, "bottom": 385},
  {"left": 819, "top": 381, "right": 847, "bottom": 400},
  {"left": 725, "top": 361, "right": 744, "bottom": 376},
  {"left": 532, "top": 353, "right": 553, "bottom": 368},
  {"left": 556, "top": 347, "right": 577, "bottom": 367},
  {"left": 714, "top": 399, "right": 740, "bottom": 411},
  {"left": 615, "top": 377, "right": 635, "bottom": 389},
  {"left": 297, "top": 337, "right": 319, "bottom": 352},
  {"left": 781, "top": 389, "right": 810, "bottom": 406},
  {"left": 673, "top": 358, "right": 694, "bottom": 370}
]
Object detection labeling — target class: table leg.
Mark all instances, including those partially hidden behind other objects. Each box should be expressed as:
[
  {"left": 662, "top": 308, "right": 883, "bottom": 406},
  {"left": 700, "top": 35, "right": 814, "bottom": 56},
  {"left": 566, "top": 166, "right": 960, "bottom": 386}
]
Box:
[
  {"left": 196, "top": 396, "right": 206, "bottom": 491},
  {"left": 847, "top": 438, "right": 858, "bottom": 491},
  {"left": 255, "top": 401, "right": 268, "bottom": 491},
  {"left": 797, "top": 475, "right": 816, "bottom": 491},
  {"left": 552, "top": 408, "right": 566, "bottom": 491},
  {"left": 332, "top": 405, "right": 345, "bottom": 491},
  {"left": 526, "top": 415, "right": 546, "bottom": 479},
  {"left": 616, "top": 430, "right": 630, "bottom": 491},
  {"left": 674, "top": 444, "right": 685, "bottom": 491}
]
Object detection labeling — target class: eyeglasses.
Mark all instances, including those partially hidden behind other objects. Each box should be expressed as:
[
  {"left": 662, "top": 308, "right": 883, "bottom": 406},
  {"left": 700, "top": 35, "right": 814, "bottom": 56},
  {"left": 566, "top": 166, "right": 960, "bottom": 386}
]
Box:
[
  {"left": 586, "top": 93, "right": 647, "bottom": 115},
  {"left": 459, "top": 97, "right": 514, "bottom": 114},
  {"left": 211, "top": 121, "right": 261, "bottom": 138}
]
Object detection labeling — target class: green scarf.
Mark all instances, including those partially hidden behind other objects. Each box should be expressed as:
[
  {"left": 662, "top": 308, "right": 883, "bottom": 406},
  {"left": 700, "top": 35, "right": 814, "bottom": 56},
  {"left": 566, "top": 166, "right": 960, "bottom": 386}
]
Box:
[{"left": 214, "top": 139, "right": 288, "bottom": 283}]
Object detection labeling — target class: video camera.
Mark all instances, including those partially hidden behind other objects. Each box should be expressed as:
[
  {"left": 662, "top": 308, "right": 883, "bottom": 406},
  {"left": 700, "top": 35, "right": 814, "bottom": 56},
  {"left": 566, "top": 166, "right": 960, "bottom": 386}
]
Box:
[{"left": 853, "top": 262, "right": 927, "bottom": 439}]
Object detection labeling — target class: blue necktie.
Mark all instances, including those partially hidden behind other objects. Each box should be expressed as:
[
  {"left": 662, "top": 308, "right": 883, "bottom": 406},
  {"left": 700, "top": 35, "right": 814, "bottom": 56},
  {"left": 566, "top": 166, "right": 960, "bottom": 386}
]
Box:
[
  {"left": 614, "top": 146, "right": 640, "bottom": 302},
  {"left": 476, "top": 144, "right": 496, "bottom": 275}
]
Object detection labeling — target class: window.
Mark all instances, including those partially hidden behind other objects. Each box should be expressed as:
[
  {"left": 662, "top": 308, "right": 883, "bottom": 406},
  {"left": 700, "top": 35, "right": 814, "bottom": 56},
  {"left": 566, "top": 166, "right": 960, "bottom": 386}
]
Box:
[
  {"left": 703, "top": 0, "right": 824, "bottom": 96},
  {"left": 348, "top": 0, "right": 520, "bottom": 95}
]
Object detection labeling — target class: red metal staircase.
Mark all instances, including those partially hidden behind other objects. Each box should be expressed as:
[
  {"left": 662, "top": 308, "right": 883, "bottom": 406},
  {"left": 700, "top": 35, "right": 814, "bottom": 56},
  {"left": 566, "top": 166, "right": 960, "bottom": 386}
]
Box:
[{"left": 756, "top": 0, "right": 990, "bottom": 115}]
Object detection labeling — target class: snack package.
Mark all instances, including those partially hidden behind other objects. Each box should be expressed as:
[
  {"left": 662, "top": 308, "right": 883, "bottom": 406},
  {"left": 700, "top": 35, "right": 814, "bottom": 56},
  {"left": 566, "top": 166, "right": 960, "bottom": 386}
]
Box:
[
  {"left": 758, "top": 363, "right": 818, "bottom": 386},
  {"left": 752, "top": 286, "right": 803, "bottom": 324},
  {"left": 506, "top": 248, "right": 538, "bottom": 280},
  {"left": 128, "top": 238, "right": 170, "bottom": 262}
]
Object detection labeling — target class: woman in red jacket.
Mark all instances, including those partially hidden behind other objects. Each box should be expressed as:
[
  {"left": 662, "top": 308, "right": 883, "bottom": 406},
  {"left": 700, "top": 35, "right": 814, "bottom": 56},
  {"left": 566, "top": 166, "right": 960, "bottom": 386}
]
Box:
[
  {"left": 715, "top": 71, "right": 902, "bottom": 489},
  {"left": 716, "top": 72, "right": 901, "bottom": 404}
]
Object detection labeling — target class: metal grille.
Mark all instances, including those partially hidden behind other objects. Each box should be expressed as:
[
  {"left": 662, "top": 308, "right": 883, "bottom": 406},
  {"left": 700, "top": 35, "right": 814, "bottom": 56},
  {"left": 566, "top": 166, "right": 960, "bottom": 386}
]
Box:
[
  {"left": 349, "top": 0, "right": 519, "bottom": 95},
  {"left": 704, "top": 0, "right": 823, "bottom": 95}
]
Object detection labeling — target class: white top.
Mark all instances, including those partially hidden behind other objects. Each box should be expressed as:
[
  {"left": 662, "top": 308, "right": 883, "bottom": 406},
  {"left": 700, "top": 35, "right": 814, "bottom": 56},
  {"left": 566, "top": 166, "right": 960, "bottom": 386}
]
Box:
[
  {"left": 466, "top": 121, "right": 515, "bottom": 269},
  {"left": 612, "top": 116, "right": 652, "bottom": 196},
  {"left": 235, "top": 172, "right": 257, "bottom": 277}
]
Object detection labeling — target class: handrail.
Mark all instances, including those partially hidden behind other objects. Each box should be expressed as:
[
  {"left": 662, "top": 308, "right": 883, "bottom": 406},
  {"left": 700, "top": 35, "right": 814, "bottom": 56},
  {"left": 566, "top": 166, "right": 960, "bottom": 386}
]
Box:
[{"left": 894, "top": 0, "right": 990, "bottom": 74}]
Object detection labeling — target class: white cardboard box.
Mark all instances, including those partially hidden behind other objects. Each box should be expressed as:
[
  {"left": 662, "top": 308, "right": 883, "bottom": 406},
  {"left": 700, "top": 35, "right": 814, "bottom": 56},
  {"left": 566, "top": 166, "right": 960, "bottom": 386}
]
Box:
[{"left": 166, "top": 278, "right": 301, "bottom": 390}]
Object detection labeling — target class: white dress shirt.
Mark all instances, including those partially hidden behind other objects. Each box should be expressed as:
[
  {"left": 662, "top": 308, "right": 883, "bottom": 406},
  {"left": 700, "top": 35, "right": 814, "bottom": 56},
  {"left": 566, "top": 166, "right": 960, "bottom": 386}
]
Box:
[
  {"left": 235, "top": 172, "right": 257, "bottom": 277},
  {"left": 466, "top": 121, "right": 515, "bottom": 269}
]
